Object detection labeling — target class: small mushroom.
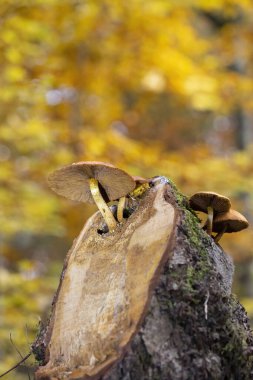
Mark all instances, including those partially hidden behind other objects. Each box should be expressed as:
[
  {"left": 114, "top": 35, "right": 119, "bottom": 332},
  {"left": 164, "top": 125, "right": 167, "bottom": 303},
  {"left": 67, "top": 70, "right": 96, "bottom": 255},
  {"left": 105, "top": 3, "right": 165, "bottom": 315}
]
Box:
[
  {"left": 117, "top": 176, "right": 150, "bottom": 222},
  {"left": 189, "top": 191, "right": 231, "bottom": 235},
  {"left": 130, "top": 176, "right": 150, "bottom": 198},
  {"left": 48, "top": 161, "right": 135, "bottom": 232},
  {"left": 213, "top": 209, "right": 249, "bottom": 243},
  {"left": 132, "top": 176, "right": 149, "bottom": 185},
  {"left": 117, "top": 196, "right": 126, "bottom": 223}
]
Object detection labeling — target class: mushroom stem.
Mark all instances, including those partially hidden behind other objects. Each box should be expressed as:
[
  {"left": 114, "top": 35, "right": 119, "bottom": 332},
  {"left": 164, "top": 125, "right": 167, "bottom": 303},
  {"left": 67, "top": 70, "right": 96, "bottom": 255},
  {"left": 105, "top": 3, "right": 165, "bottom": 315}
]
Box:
[
  {"left": 117, "top": 196, "right": 126, "bottom": 223},
  {"left": 214, "top": 225, "right": 227, "bottom": 243},
  {"left": 89, "top": 178, "right": 117, "bottom": 232},
  {"left": 200, "top": 218, "right": 207, "bottom": 229},
  {"left": 206, "top": 206, "right": 214, "bottom": 235}
]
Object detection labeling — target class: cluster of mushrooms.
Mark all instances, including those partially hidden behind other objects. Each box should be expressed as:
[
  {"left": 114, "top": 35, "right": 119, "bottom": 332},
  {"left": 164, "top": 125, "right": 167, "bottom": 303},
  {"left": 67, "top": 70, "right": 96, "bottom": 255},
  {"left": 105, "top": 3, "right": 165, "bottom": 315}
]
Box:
[
  {"left": 189, "top": 191, "right": 249, "bottom": 243},
  {"left": 48, "top": 161, "right": 249, "bottom": 242},
  {"left": 48, "top": 161, "right": 149, "bottom": 233}
]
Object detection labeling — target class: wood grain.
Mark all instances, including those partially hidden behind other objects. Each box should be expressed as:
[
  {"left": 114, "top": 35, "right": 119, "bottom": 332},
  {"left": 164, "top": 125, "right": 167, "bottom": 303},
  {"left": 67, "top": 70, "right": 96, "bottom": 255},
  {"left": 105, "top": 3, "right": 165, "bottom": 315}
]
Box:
[{"left": 35, "top": 182, "right": 176, "bottom": 380}]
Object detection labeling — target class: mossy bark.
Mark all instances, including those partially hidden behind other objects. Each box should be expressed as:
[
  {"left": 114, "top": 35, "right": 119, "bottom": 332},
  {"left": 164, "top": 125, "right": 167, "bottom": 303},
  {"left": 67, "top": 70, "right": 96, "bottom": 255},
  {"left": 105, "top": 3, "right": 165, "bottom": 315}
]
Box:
[
  {"left": 33, "top": 179, "right": 253, "bottom": 380},
  {"left": 101, "top": 183, "right": 253, "bottom": 380}
]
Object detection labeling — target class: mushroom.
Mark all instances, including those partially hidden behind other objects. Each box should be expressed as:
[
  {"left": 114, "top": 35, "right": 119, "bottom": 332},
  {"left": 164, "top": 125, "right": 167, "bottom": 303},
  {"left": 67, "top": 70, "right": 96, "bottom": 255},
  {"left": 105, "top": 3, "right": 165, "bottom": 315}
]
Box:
[
  {"left": 130, "top": 176, "right": 150, "bottom": 198},
  {"left": 132, "top": 176, "right": 149, "bottom": 185},
  {"left": 117, "top": 176, "right": 150, "bottom": 222},
  {"left": 48, "top": 161, "right": 135, "bottom": 232},
  {"left": 117, "top": 196, "right": 126, "bottom": 223},
  {"left": 213, "top": 209, "right": 249, "bottom": 243},
  {"left": 189, "top": 191, "right": 231, "bottom": 235}
]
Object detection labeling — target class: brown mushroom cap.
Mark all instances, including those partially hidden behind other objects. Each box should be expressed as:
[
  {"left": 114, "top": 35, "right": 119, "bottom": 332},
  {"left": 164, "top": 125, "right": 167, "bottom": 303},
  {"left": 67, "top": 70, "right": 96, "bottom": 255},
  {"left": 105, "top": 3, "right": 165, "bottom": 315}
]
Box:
[
  {"left": 48, "top": 161, "right": 135, "bottom": 203},
  {"left": 189, "top": 191, "right": 231, "bottom": 214},
  {"left": 213, "top": 209, "right": 249, "bottom": 233},
  {"left": 132, "top": 176, "right": 149, "bottom": 186}
]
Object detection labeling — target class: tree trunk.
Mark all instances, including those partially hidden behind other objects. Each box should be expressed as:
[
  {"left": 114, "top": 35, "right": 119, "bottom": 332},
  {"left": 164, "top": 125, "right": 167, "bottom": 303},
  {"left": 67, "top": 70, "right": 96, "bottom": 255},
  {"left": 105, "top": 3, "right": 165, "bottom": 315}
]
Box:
[{"left": 33, "top": 178, "right": 253, "bottom": 380}]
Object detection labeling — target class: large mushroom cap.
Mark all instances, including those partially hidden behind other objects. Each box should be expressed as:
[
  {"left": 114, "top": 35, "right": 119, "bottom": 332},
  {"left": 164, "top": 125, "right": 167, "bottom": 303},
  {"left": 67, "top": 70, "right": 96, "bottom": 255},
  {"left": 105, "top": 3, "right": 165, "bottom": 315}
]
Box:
[
  {"left": 189, "top": 191, "right": 231, "bottom": 214},
  {"left": 48, "top": 161, "right": 135, "bottom": 203},
  {"left": 213, "top": 209, "right": 249, "bottom": 233}
]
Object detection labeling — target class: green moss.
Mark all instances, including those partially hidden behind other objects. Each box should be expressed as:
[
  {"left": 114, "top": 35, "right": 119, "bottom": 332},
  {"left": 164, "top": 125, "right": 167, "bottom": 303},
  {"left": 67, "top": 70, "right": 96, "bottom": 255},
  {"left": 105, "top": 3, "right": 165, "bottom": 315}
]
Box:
[
  {"left": 184, "top": 266, "right": 197, "bottom": 294},
  {"left": 160, "top": 179, "right": 253, "bottom": 378},
  {"left": 163, "top": 178, "right": 213, "bottom": 296},
  {"left": 166, "top": 178, "right": 188, "bottom": 208},
  {"left": 183, "top": 210, "right": 211, "bottom": 277},
  {"left": 166, "top": 176, "right": 199, "bottom": 217},
  {"left": 215, "top": 297, "right": 253, "bottom": 378}
]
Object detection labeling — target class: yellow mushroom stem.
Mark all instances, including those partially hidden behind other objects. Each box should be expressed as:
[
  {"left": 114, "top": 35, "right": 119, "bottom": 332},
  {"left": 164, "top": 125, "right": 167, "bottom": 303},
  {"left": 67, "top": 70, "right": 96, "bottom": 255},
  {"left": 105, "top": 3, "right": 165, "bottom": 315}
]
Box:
[
  {"left": 130, "top": 183, "right": 150, "bottom": 199},
  {"left": 89, "top": 178, "right": 117, "bottom": 232},
  {"left": 117, "top": 196, "right": 126, "bottom": 223},
  {"left": 200, "top": 219, "right": 207, "bottom": 229},
  {"left": 206, "top": 206, "right": 214, "bottom": 235},
  {"left": 214, "top": 225, "right": 227, "bottom": 243}
]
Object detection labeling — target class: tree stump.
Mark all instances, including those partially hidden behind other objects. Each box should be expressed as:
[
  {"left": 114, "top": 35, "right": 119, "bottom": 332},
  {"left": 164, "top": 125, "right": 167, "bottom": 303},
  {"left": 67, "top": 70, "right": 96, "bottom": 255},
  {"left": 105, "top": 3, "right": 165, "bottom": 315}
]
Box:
[{"left": 33, "top": 178, "right": 253, "bottom": 380}]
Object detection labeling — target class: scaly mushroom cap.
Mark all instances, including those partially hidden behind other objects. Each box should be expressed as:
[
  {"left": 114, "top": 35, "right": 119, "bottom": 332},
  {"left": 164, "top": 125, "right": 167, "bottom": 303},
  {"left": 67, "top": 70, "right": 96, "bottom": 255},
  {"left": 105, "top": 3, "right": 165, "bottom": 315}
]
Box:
[
  {"left": 189, "top": 191, "right": 231, "bottom": 214},
  {"left": 48, "top": 161, "right": 135, "bottom": 203},
  {"left": 213, "top": 209, "right": 249, "bottom": 233}
]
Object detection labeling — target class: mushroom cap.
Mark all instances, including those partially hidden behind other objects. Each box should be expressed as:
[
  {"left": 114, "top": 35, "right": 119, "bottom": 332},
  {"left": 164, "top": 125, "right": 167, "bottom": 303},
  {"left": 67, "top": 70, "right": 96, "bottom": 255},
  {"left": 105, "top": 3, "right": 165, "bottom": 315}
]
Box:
[
  {"left": 132, "top": 176, "right": 149, "bottom": 186},
  {"left": 213, "top": 209, "right": 249, "bottom": 233},
  {"left": 48, "top": 161, "right": 136, "bottom": 203},
  {"left": 189, "top": 191, "right": 231, "bottom": 214}
]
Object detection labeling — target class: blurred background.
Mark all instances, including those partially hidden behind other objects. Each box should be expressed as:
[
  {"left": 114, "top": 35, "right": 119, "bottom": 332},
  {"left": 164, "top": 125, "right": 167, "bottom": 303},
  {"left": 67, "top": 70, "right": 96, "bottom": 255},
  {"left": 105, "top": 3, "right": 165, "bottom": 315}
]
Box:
[{"left": 0, "top": 0, "right": 253, "bottom": 378}]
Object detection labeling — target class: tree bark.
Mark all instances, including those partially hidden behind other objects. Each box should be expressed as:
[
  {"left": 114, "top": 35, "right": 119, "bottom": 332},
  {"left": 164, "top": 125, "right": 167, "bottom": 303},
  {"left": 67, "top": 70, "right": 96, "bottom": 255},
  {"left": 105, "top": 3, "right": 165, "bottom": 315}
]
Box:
[{"left": 33, "top": 178, "right": 253, "bottom": 380}]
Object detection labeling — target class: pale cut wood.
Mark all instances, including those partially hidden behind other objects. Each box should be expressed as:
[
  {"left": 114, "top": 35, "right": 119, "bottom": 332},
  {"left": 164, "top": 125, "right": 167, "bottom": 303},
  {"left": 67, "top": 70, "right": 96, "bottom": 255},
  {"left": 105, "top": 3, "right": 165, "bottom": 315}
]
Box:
[{"left": 35, "top": 182, "right": 177, "bottom": 380}]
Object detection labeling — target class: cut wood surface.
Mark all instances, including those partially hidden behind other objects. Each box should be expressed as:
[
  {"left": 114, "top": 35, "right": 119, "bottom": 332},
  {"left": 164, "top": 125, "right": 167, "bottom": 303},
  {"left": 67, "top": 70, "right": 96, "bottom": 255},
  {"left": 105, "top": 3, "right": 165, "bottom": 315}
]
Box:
[
  {"left": 34, "top": 178, "right": 253, "bottom": 380},
  {"left": 35, "top": 180, "right": 177, "bottom": 380}
]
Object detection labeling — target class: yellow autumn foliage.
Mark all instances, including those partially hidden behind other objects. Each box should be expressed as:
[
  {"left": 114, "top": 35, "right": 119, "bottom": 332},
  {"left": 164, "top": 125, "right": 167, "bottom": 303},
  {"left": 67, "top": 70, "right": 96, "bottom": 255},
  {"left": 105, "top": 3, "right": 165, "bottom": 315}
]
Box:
[{"left": 0, "top": 0, "right": 253, "bottom": 377}]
